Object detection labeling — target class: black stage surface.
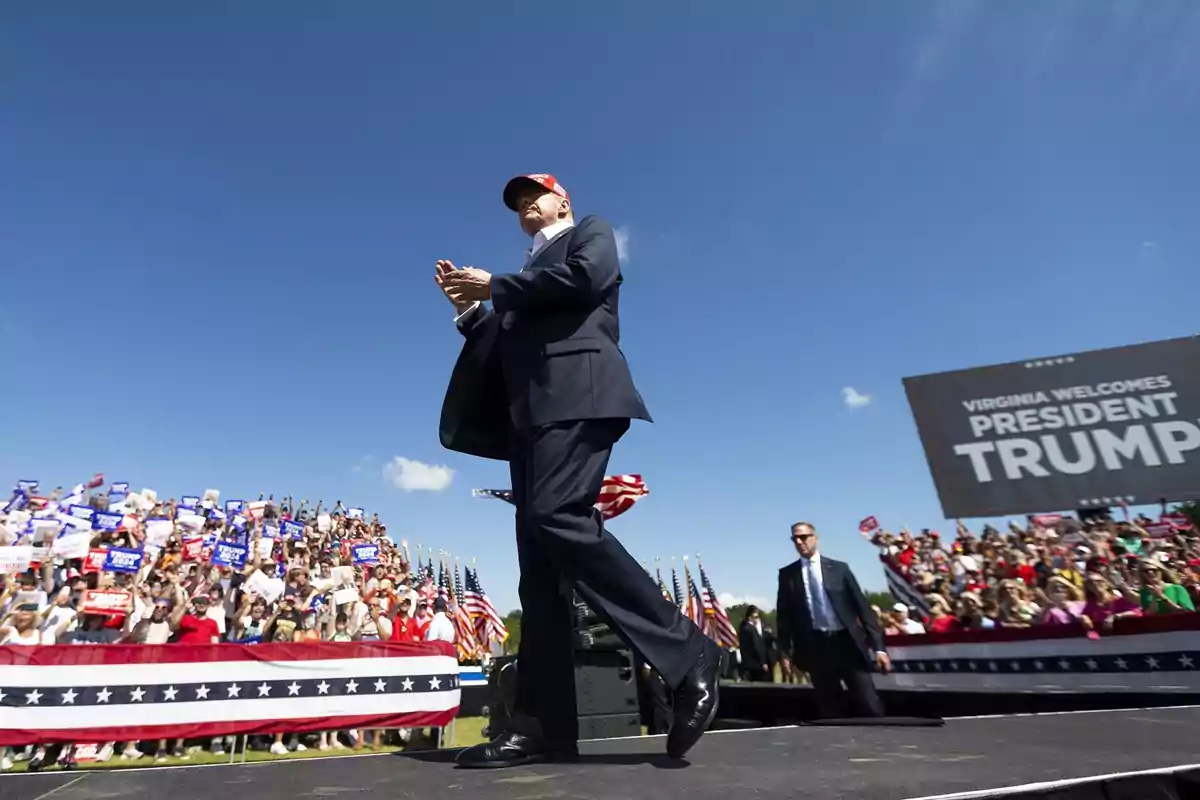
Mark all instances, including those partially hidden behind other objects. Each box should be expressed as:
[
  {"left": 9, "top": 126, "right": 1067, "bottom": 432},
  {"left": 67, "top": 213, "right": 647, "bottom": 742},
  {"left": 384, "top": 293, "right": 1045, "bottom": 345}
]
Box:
[{"left": 4, "top": 707, "right": 1199, "bottom": 800}]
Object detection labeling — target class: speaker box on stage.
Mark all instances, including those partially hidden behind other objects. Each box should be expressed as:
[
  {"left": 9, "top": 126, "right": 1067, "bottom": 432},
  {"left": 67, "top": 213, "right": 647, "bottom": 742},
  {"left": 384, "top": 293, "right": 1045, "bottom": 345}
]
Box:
[{"left": 483, "top": 649, "right": 642, "bottom": 740}]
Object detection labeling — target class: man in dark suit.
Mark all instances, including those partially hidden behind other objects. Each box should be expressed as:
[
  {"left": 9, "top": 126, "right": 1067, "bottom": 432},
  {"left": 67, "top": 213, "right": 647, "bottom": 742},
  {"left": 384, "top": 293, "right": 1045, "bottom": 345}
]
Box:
[
  {"left": 737, "top": 605, "right": 771, "bottom": 682},
  {"left": 776, "top": 521, "right": 890, "bottom": 718},
  {"left": 436, "top": 174, "right": 722, "bottom": 767}
]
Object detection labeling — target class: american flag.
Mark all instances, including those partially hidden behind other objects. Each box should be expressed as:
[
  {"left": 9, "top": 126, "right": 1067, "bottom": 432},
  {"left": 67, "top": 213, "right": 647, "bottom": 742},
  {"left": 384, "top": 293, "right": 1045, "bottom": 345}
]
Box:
[
  {"left": 670, "top": 562, "right": 684, "bottom": 608},
  {"left": 655, "top": 561, "right": 673, "bottom": 604},
  {"left": 418, "top": 557, "right": 437, "bottom": 604},
  {"left": 0, "top": 641, "right": 460, "bottom": 746},
  {"left": 451, "top": 561, "right": 481, "bottom": 659},
  {"left": 881, "top": 555, "right": 932, "bottom": 619},
  {"left": 697, "top": 560, "right": 738, "bottom": 648},
  {"left": 684, "top": 562, "right": 705, "bottom": 628},
  {"left": 473, "top": 474, "right": 648, "bottom": 521},
  {"left": 464, "top": 566, "right": 508, "bottom": 645},
  {"left": 437, "top": 561, "right": 451, "bottom": 604}
]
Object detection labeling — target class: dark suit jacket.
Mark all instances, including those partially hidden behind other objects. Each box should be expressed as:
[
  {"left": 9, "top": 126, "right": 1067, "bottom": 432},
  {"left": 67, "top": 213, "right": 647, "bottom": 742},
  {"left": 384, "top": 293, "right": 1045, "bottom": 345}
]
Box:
[
  {"left": 738, "top": 620, "right": 769, "bottom": 674},
  {"left": 775, "top": 555, "right": 885, "bottom": 672},
  {"left": 440, "top": 215, "right": 651, "bottom": 461}
]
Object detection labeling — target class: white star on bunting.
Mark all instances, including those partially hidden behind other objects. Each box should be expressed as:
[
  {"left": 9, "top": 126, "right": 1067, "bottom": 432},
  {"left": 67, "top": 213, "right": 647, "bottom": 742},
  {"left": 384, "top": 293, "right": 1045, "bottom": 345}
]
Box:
[
  {"left": 1114, "top": 658, "right": 1128, "bottom": 670},
  {"left": 97, "top": 687, "right": 112, "bottom": 703},
  {"left": 1034, "top": 660, "right": 1045, "bottom": 671},
  {"left": 401, "top": 678, "right": 414, "bottom": 691},
  {"left": 429, "top": 677, "right": 441, "bottom": 690},
  {"left": 195, "top": 685, "right": 210, "bottom": 699},
  {"left": 1146, "top": 656, "right": 1160, "bottom": 670},
  {"left": 288, "top": 682, "right": 301, "bottom": 696},
  {"left": 26, "top": 689, "right": 42, "bottom": 705},
  {"left": 0, "top": 689, "right": 6, "bottom": 703},
  {"left": 1085, "top": 659, "right": 1099, "bottom": 671},
  {"left": 61, "top": 689, "right": 78, "bottom": 705},
  {"left": 130, "top": 687, "right": 146, "bottom": 703},
  {"left": 1180, "top": 655, "right": 1195, "bottom": 669},
  {"left": 1057, "top": 659, "right": 1070, "bottom": 670},
  {"left": 228, "top": 684, "right": 242, "bottom": 698},
  {"left": 374, "top": 679, "right": 387, "bottom": 692},
  {"left": 345, "top": 680, "right": 359, "bottom": 694},
  {"left": 317, "top": 681, "right": 330, "bottom": 695},
  {"left": 163, "top": 686, "right": 179, "bottom": 701},
  {"left": 258, "top": 683, "right": 272, "bottom": 697}
]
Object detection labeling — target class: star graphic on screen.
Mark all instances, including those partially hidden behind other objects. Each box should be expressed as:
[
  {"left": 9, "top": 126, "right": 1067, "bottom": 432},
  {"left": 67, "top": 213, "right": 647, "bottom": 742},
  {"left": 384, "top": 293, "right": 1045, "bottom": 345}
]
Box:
[
  {"left": 61, "top": 689, "right": 78, "bottom": 705},
  {"left": 195, "top": 685, "right": 211, "bottom": 700},
  {"left": 97, "top": 687, "right": 113, "bottom": 704},
  {"left": 227, "top": 684, "right": 242, "bottom": 698},
  {"left": 345, "top": 680, "right": 359, "bottom": 694},
  {"left": 374, "top": 679, "right": 387, "bottom": 693},
  {"left": 258, "top": 683, "right": 272, "bottom": 697},
  {"left": 287, "top": 682, "right": 301, "bottom": 696},
  {"left": 401, "top": 678, "right": 414, "bottom": 692},
  {"left": 130, "top": 687, "right": 146, "bottom": 703},
  {"left": 429, "top": 677, "right": 441, "bottom": 690},
  {"left": 317, "top": 681, "right": 330, "bottom": 695},
  {"left": 163, "top": 686, "right": 179, "bottom": 701},
  {"left": 26, "top": 689, "right": 42, "bottom": 705}
]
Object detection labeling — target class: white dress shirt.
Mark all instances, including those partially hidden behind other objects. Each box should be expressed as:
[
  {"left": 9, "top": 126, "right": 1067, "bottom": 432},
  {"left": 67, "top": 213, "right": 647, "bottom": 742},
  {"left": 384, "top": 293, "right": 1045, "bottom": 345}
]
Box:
[
  {"left": 800, "top": 552, "right": 842, "bottom": 632},
  {"left": 424, "top": 611, "right": 456, "bottom": 643},
  {"left": 452, "top": 219, "right": 576, "bottom": 324}
]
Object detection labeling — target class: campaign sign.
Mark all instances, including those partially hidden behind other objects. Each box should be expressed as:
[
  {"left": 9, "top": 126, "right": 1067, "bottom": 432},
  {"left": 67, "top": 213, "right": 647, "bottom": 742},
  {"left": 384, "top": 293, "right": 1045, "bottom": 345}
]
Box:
[
  {"left": 107, "top": 491, "right": 129, "bottom": 507},
  {"left": 82, "top": 589, "right": 131, "bottom": 615},
  {"left": 110, "top": 482, "right": 130, "bottom": 494},
  {"left": 93, "top": 511, "right": 124, "bottom": 532},
  {"left": 230, "top": 514, "right": 247, "bottom": 532},
  {"left": 83, "top": 548, "right": 108, "bottom": 574},
  {"left": 348, "top": 507, "right": 365, "bottom": 520},
  {"left": 180, "top": 495, "right": 200, "bottom": 509},
  {"left": 281, "top": 519, "right": 304, "bottom": 540},
  {"left": 17, "top": 479, "right": 38, "bottom": 493},
  {"left": 68, "top": 504, "right": 96, "bottom": 523},
  {"left": 182, "top": 537, "right": 204, "bottom": 561},
  {"left": 351, "top": 543, "right": 380, "bottom": 565},
  {"left": 225, "top": 499, "right": 245, "bottom": 514},
  {"left": 262, "top": 524, "right": 280, "bottom": 539},
  {"left": 103, "top": 547, "right": 144, "bottom": 574},
  {"left": 211, "top": 541, "right": 248, "bottom": 569},
  {"left": 2, "top": 489, "right": 27, "bottom": 514}
]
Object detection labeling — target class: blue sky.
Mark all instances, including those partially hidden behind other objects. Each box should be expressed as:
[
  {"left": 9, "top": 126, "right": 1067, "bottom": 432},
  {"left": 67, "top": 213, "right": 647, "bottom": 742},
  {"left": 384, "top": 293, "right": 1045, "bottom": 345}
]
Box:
[{"left": 4, "top": 2, "right": 1198, "bottom": 612}]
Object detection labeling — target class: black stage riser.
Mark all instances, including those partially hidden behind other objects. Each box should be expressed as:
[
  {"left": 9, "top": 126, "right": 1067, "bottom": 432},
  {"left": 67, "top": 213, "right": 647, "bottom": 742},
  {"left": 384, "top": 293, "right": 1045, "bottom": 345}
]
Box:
[{"left": 460, "top": 682, "right": 1200, "bottom": 724}]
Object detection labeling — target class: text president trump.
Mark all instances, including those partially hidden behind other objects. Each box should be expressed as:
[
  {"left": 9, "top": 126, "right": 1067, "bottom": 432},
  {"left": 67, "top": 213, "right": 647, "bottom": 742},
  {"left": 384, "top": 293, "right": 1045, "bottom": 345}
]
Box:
[{"left": 435, "top": 174, "right": 721, "bottom": 767}]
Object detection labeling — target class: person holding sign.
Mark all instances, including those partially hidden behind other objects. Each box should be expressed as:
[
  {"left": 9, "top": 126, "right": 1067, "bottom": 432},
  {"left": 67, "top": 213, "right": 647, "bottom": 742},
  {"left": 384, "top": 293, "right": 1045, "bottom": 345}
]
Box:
[{"left": 435, "top": 174, "right": 719, "bottom": 767}]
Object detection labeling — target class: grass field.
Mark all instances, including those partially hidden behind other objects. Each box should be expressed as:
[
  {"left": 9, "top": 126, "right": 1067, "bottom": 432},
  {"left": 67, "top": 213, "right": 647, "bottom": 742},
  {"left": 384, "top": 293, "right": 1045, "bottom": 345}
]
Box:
[{"left": 1, "top": 718, "right": 492, "bottom": 774}]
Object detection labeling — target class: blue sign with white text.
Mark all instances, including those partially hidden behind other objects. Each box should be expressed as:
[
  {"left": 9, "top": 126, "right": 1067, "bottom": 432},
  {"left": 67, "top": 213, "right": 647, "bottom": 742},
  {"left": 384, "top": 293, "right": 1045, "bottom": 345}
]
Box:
[{"left": 104, "top": 547, "right": 144, "bottom": 574}]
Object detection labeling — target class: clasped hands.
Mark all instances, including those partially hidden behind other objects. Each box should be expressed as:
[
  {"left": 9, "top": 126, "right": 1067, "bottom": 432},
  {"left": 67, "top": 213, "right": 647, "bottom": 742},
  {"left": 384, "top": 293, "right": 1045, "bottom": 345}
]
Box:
[{"left": 434, "top": 260, "right": 492, "bottom": 311}]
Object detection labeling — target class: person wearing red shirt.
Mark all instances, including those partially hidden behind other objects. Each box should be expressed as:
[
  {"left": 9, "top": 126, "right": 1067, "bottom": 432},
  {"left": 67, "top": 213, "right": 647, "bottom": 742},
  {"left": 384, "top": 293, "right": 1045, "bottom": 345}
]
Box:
[
  {"left": 173, "top": 595, "right": 220, "bottom": 644},
  {"left": 390, "top": 597, "right": 423, "bottom": 644}
]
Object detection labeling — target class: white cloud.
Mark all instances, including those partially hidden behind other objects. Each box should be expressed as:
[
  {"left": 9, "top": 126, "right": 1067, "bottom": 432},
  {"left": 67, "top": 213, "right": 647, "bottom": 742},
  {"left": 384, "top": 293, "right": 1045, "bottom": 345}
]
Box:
[
  {"left": 718, "top": 592, "right": 773, "bottom": 611},
  {"left": 614, "top": 225, "right": 630, "bottom": 263},
  {"left": 842, "top": 386, "right": 872, "bottom": 409},
  {"left": 382, "top": 457, "right": 454, "bottom": 492}
]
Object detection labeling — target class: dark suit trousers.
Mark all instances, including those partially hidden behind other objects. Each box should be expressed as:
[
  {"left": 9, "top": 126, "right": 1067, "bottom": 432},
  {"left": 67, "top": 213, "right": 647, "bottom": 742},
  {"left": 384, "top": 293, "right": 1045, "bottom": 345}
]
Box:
[
  {"left": 510, "top": 419, "right": 703, "bottom": 745},
  {"left": 807, "top": 630, "right": 885, "bottom": 719}
]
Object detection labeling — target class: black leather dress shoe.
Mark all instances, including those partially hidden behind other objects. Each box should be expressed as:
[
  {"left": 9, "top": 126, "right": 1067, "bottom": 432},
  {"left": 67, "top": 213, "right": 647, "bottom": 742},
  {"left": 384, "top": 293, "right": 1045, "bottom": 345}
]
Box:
[
  {"left": 455, "top": 731, "right": 577, "bottom": 769},
  {"left": 666, "top": 640, "right": 723, "bottom": 759}
]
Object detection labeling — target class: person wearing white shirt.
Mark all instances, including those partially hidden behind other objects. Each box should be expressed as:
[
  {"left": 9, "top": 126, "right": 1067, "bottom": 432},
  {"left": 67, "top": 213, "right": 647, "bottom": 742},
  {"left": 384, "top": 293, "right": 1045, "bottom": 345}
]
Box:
[
  {"left": 424, "top": 598, "right": 456, "bottom": 643},
  {"left": 776, "top": 521, "right": 889, "bottom": 719},
  {"left": 893, "top": 604, "right": 926, "bottom": 634}
]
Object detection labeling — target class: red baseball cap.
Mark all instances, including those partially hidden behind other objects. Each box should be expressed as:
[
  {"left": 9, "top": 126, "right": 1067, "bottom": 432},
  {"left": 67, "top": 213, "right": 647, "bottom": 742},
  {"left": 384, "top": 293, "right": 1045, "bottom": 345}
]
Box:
[{"left": 503, "top": 173, "right": 569, "bottom": 211}]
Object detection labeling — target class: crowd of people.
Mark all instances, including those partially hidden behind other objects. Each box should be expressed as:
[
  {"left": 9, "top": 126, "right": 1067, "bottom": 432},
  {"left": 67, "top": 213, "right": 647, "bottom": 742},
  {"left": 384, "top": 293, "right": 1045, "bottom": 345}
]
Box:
[
  {"left": 0, "top": 475, "right": 506, "bottom": 772},
  {"left": 867, "top": 504, "right": 1200, "bottom": 635}
]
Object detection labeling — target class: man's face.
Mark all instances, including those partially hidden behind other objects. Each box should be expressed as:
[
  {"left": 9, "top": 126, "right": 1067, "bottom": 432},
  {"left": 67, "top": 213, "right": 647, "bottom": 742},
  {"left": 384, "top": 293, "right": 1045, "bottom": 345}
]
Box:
[
  {"left": 513, "top": 187, "right": 567, "bottom": 236},
  {"left": 791, "top": 525, "right": 818, "bottom": 558},
  {"left": 152, "top": 602, "right": 170, "bottom": 620}
]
